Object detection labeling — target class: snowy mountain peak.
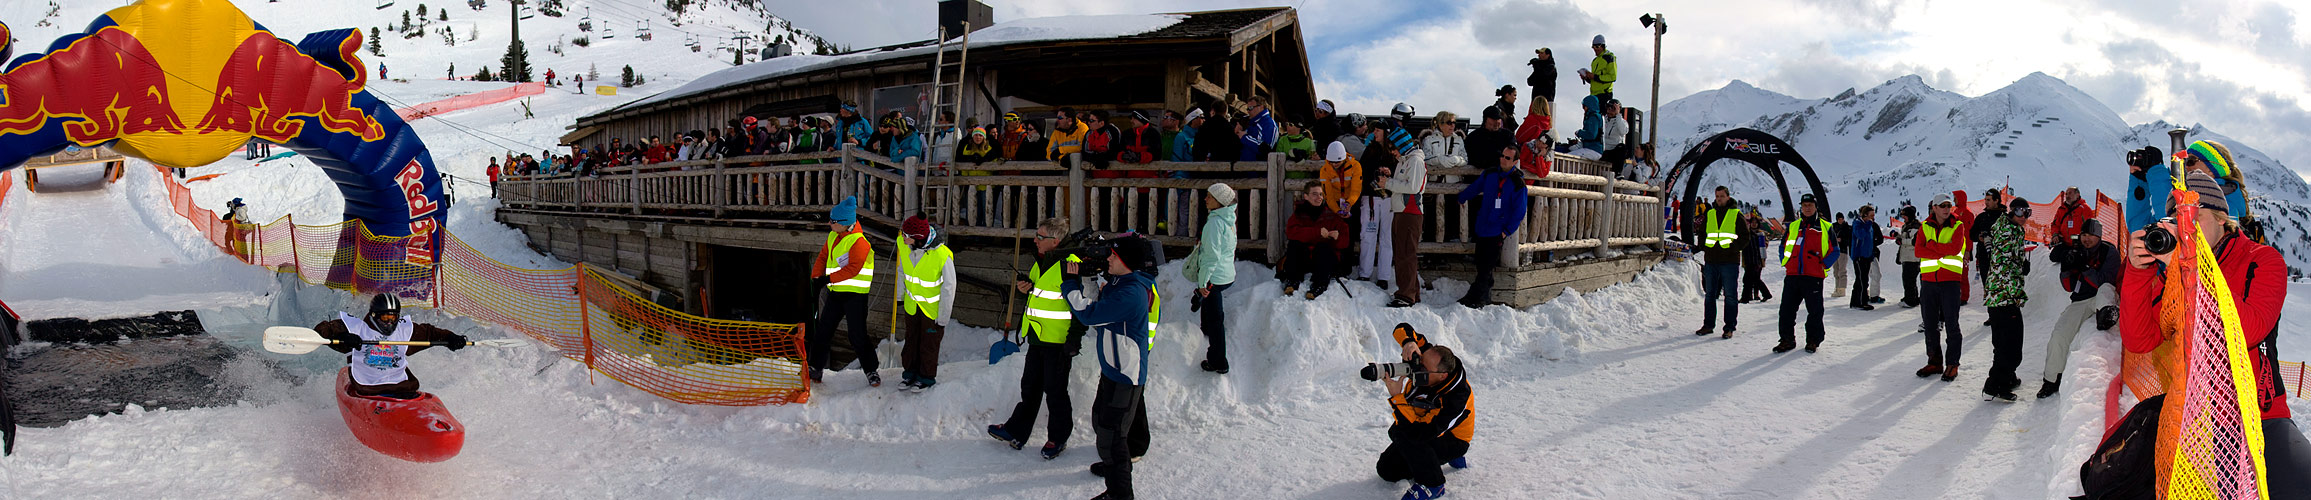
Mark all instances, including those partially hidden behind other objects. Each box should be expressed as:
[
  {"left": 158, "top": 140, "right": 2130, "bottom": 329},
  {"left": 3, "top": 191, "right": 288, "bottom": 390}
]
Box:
[{"left": 1660, "top": 72, "right": 2311, "bottom": 274}]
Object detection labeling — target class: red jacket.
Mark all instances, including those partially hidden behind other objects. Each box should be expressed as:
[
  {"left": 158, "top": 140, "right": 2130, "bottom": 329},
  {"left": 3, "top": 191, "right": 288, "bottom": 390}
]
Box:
[
  {"left": 1915, "top": 215, "right": 1970, "bottom": 282},
  {"left": 1285, "top": 201, "right": 1352, "bottom": 250},
  {"left": 1782, "top": 216, "right": 1836, "bottom": 278},
  {"left": 1514, "top": 113, "right": 1553, "bottom": 181},
  {"left": 486, "top": 163, "right": 500, "bottom": 182},
  {"left": 2119, "top": 233, "right": 2290, "bottom": 419},
  {"left": 2049, "top": 200, "right": 2095, "bottom": 243}
]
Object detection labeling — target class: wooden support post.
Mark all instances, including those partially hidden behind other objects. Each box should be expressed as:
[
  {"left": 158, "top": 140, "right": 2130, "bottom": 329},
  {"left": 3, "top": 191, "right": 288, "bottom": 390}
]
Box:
[
  {"left": 1594, "top": 179, "right": 1619, "bottom": 254},
  {"left": 1067, "top": 153, "right": 1087, "bottom": 232},
  {"left": 630, "top": 166, "right": 642, "bottom": 215},
  {"left": 1266, "top": 152, "right": 1286, "bottom": 264},
  {"left": 712, "top": 159, "right": 727, "bottom": 218},
  {"left": 903, "top": 156, "right": 919, "bottom": 218}
]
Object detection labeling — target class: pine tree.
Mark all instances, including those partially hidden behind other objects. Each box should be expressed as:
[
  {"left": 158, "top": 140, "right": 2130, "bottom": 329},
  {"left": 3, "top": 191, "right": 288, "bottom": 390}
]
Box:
[
  {"left": 475, "top": 66, "right": 494, "bottom": 82},
  {"left": 589, "top": 63, "right": 599, "bottom": 80},
  {"left": 440, "top": 10, "right": 448, "bottom": 22},
  {"left": 500, "top": 40, "right": 533, "bottom": 82},
  {"left": 634, "top": 74, "right": 646, "bottom": 86},
  {"left": 401, "top": 11, "right": 412, "bottom": 33},
  {"left": 368, "top": 27, "right": 383, "bottom": 56},
  {"left": 417, "top": 4, "right": 427, "bottom": 18},
  {"left": 620, "top": 65, "right": 634, "bottom": 87}
]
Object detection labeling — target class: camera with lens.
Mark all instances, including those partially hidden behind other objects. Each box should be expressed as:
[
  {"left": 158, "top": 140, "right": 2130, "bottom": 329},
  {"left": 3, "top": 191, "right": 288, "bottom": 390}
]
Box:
[
  {"left": 2126, "top": 146, "right": 2164, "bottom": 170},
  {"left": 2141, "top": 220, "right": 2177, "bottom": 256},
  {"left": 1049, "top": 227, "right": 1113, "bottom": 264},
  {"left": 1360, "top": 362, "right": 1421, "bottom": 381}
]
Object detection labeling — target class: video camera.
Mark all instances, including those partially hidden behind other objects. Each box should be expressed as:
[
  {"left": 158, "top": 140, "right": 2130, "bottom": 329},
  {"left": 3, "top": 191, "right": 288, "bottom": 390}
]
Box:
[
  {"left": 1050, "top": 227, "right": 1114, "bottom": 265},
  {"left": 2126, "top": 146, "right": 2164, "bottom": 170}
]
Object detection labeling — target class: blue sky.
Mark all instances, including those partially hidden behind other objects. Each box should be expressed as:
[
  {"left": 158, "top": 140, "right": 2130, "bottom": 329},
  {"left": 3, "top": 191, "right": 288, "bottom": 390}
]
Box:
[{"left": 768, "top": 0, "right": 2311, "bottom": 178}]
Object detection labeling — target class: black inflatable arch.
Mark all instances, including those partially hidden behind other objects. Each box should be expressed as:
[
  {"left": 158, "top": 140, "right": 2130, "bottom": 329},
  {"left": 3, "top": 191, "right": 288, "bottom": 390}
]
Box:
[{"left": 1662, "top": 128, "right": 1831, "bottom": 244}]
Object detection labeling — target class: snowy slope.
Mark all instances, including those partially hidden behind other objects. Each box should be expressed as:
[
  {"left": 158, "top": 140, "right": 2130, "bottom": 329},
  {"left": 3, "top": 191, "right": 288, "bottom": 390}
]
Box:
[{"left": 1658, "top": 73, "right": 2311, "bottom": 273}]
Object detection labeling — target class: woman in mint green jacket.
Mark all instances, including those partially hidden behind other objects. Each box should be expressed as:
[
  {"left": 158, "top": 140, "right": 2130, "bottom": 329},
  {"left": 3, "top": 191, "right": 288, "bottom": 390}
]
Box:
[{"left": 1186, "top": 183, "right": 1239, "bottom": 374}]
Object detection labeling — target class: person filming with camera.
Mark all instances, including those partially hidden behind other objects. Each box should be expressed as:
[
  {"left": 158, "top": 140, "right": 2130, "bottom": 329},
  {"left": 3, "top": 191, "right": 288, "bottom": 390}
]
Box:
[
  {"left": 1061, "top": 232, "right": 1163, "bottom": 500},
  {"left": 2122, "top": 170, "right": 2311, "bottom": 493},
  {"left": 1366, "top": 323, "right": 1471, "bottom": 500}
]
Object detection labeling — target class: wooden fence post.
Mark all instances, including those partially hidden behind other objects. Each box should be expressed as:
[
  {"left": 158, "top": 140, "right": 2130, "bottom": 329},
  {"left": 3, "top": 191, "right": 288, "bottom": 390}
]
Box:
[
  {"left": 630, "top": 165, "right": 643, "bottom": 215},
  {"left": 1267, "top": 153, "right": 1286, "bottom": 264},
  {"left": 1595, "top": 176, "right": 1619, "bottom": 254},
  {"left": 904, "top": 156, "right": 919, "bottom": 218},
  {"left": 712, "top": 159, "right": 727, "bottom": 218},
  {"left": 1067, "top": 153, "right": 1086, "bottom": 232}
]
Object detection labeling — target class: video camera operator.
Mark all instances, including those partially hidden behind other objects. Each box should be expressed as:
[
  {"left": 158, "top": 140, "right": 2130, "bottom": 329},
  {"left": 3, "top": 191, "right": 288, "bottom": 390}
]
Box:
[
  {"left": 1371, "top": 327, "right": 1472, "bottom": 500},
  {"left": 1062, "top": 232, "right": 1164, "bottom": 500}
]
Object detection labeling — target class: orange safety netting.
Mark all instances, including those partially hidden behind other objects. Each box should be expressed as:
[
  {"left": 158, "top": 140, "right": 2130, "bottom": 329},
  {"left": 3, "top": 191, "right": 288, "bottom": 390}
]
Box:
[
  {"left": 1953, "top": 190, "right": 2126, "bottom": 246},
  {"left": 156, "top": 165, "right": 810, "bottom": 405},
  {"left": 395, "top": 82, "right": 548, "bottom": 121}
]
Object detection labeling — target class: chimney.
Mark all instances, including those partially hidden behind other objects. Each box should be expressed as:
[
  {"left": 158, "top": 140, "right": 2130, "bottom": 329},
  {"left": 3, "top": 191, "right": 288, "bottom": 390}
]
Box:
[{"left": 938, "top": 0, "right": 992, "bottom": 41}]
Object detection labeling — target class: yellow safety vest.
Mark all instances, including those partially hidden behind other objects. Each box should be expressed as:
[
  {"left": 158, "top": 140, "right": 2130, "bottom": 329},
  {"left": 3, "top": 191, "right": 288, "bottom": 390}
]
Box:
[
  {"left": 822, "top": 231, "right": 875, "bottom": 294},
  {"left": 1023, "top": 255, "right": 1081, "bottom": 344},
  {"left": 1145, "top": 289, "right": 1161, "bottom": 350},
  {"left": 1918, "top": 224, "right": 1966, "bottom": 274},
  {"left": 898, "top": 242, "right": 953, "bottom": 320},
  {"left": 1781, "top": 218, "right": 1831, "bottom": 266},
  {"left": 1703, "top": 207, "right": 1741, "bottom": 248}
]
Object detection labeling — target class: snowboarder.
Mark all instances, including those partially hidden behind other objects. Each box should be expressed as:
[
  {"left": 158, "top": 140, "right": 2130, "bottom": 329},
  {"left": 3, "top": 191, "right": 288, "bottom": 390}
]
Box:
[
  {"left": 808, "top": 196, "right": 880, "bottom": 387},
  {"left": 1457, "top": 144, "right": 1529, "bottom": 309},
  {"left": 1914, "top": 194, "right": 1968, "bottom": 381},
  {"left": 1848, "top": 205, "right": 1883, "bottom": 310},
  {"left": 1694, "top": 186, "right": 1744, "bottom": 337},
  {"left": 1775, "top": 194, "right": 1840, "bottom": 353},
  {"left": 316, "top": 294, "right": 471, "bottom": 398},
  {"left": 896, "top": 215, "right": 955, "bottom": 391},
  {"left": 2040, "top": 219, "right": 2117, "bottom": 398},
  {"left": 1185, "top": 184, "right": 1238, "bottom": 374},
  {"left": 1376, "top": 343, "right": 1473, "bottom": 500},
  {"left": 1980, "top": 197, "right": 2030, "bottom": 402},
  {"left": 1065, "top": 233, "right": 1162, "bottom": 500},
  {"left": 990, "top": 218, "right": 1084, "bottom": 461}
]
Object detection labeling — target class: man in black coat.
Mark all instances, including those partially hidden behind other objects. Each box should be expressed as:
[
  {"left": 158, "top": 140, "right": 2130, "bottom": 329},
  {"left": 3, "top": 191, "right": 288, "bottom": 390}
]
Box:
[{"left": 1527, "top": 48, "right": 1557, "bottom": 108}]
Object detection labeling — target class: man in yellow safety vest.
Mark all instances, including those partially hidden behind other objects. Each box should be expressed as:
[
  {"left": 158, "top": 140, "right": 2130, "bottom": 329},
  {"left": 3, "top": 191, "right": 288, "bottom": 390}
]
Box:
[
  {"left": 809, "top": 196, "right": 881, "bottom": 387},
  {"left": 991, "top": 217, "right": 1087, "bottom": 461},
  {"left": 897, "top": 214, "right": 955, "bottom": 392},
  {"left": 1693, "top": 186, "right": 1745, "bottom": 338}
]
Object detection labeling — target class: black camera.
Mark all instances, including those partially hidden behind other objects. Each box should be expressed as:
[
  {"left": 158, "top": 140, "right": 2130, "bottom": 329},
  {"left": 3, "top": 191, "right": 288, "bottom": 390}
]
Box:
[
  {"left": 2141, "top": 221, "right": 2177, "bottom": 256},
  {"left": 2126, "top": 146, "right": 2164, "bottom": 170},
  {"left": 1050, "top": 227, "right": 1112, "bottom": 264}
]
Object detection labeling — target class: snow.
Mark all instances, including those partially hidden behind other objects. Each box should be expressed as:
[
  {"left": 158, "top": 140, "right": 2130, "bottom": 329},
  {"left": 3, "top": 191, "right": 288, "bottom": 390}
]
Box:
[
  {"left": 611, "top": 13, "right": 1184, "bottom": 113},
  {"left": 0, "top": 2, "right": 2296, "bottom": 499}
]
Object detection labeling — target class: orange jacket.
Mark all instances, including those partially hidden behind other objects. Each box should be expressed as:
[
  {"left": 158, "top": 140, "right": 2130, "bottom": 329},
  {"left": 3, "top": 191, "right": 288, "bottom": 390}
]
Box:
[{"left": 810, "top": 224, "right": 872, "bottom": 286}]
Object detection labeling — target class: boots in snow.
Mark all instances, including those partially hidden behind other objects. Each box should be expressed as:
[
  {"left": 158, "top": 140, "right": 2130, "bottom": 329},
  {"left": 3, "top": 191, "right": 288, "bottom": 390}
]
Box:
[
  {"left": 1282, "top": 285, "right": 1298, "bottom": 297},
  {"left": 1916, "top": 361, "right": 1944, "bottom": 378},
  {"left": 1448, "top": 456, "right": 1469, "bottom": 469},
  {"left": 1201, "top": 359, "right": 1229, "bottom": 374},
  {"left": 1721, "top": 327, "right": 1734, "bottom": 340},
  {"left": 2036, "top": 377, "right": 2062, "bottom": 399},
  {"left": 868, "top": 372, "right": 882, "bottom": 388},
  {"left": 1400, "top": 483, "right": 1447, "bottom": 500},
  {"left": 987, "top": 425, "right": 1025, "bottom": 450},
  {"left": 1694, "top": 327, "right": 1714, "bottom": 336},
  {"left": 1772, "top": 341, "right": 1796, "bottom": 353},
  {"left": 1041, "top": 442, "right": 1064, "bottom": 460},
  {"left": 1804, "top": 343, "right": 1819, "bottom": 353},
  {"left": 1941, "top": 365, "right": 1961, "bottom": 382}
]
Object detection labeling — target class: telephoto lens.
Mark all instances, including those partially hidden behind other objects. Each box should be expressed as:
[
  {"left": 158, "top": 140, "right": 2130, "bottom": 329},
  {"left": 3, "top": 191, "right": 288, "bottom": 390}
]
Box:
[{"left": 1360, "top": 362, "right": 1414, "bottom": 381}]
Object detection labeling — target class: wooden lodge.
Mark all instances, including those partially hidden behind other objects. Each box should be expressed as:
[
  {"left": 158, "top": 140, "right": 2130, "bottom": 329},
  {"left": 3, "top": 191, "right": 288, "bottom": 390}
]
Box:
[{"left": 505, "top": 6, "right": 1667, "bottom": 343}]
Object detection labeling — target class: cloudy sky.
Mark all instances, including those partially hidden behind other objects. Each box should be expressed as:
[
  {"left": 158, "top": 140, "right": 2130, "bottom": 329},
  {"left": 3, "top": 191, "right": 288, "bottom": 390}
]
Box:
[{"left": 767, "top": 0, "right": 2311, "bottom": 177}]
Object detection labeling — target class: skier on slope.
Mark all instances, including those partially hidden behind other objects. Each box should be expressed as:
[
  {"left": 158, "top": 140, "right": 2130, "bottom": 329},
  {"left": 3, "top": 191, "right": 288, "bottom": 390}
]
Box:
[{"left": 316, "top": 294, "right": 471, "bottom": 398}]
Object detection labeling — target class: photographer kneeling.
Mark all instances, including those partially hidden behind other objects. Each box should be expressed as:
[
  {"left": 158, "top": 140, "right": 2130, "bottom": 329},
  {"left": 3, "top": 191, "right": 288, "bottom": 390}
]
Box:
[{"left": 1369, "top": 325, "right": 1472, "bottom": 500}]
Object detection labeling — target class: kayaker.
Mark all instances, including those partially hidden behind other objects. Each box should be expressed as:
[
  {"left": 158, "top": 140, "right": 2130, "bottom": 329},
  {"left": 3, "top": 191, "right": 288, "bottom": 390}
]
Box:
[{"left": 316, "top": 294, "right": 470, "bottom": 398}]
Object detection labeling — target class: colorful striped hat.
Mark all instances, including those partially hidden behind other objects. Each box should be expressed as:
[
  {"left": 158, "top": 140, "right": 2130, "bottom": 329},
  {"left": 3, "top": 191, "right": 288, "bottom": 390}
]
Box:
[{"left": 2181, "top": 140, "right": 2237, "bottom": 181}]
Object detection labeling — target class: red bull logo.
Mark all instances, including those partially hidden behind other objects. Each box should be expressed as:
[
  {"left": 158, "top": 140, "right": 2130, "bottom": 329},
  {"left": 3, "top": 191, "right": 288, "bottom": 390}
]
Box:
[
  {"left": 0, "top": 28, "right": 190, "bottom": 146},
  {"left": 197, "top": 31, "right": 385, "bottom": 143},
  {"left": 396, "top": 159, "right": 439, "bottom": 266}
]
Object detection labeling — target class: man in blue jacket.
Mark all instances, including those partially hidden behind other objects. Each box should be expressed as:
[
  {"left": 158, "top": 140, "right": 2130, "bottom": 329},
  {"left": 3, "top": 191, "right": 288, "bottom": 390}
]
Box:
[
  {"left": 1848, "top": 205, "right": 1883, "bottom": 310},
  {"left": 1456, "top": 145, "right": 1530, "bottom": 308},
  {"left": 1065, "top": 233, "right": 1161, "bottom": 500}
]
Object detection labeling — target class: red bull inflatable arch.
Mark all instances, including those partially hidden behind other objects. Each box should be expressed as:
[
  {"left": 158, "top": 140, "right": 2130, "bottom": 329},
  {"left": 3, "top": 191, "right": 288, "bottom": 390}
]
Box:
[{"left": 0, "top": 0, "right": 446, "bottom": 296}]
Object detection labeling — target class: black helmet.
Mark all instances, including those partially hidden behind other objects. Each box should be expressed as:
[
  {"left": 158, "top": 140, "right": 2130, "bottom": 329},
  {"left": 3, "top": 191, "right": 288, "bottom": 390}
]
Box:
[{"left": 366, "top": 294, "right": 402, "bottom": 331}]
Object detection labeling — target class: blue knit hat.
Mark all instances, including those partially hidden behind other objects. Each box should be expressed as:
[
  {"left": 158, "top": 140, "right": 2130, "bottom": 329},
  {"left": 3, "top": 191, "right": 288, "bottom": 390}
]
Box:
[{"left": 831, "top": 196, "right": 858, "bottom": 225}]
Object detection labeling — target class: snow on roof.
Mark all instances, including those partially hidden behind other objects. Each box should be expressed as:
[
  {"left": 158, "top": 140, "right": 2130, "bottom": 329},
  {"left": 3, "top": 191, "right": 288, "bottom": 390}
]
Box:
[{"left": 605, "top": 13, "right": 1187, "bottom": 115}]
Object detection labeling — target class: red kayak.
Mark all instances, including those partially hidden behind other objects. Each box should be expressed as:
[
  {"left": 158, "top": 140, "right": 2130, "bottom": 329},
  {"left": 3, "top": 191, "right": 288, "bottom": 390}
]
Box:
[{"left": 335, "top": 368, "right": 465, "bottom": 462}]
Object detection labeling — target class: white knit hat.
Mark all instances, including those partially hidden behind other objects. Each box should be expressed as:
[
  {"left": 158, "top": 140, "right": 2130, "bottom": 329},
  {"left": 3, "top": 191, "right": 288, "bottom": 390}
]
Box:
[
  {"left": 1208, "top": 183, "right": 1238, "bottom": 206},
  {"left": 1326, "top": 142, "right": 1348, "bottom": 162}
]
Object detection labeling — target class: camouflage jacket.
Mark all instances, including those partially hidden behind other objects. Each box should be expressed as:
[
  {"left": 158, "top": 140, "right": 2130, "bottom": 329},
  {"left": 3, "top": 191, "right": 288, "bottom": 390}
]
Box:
[{"left": 1983, "top": 217, "right": 2029, "bottom": 308}]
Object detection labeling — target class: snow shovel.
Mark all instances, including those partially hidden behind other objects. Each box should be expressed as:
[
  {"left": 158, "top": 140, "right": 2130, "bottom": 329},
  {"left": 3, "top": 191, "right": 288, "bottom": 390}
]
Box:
[{"left": 262, "top": 326, "right": 529, "bottom": 355}]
